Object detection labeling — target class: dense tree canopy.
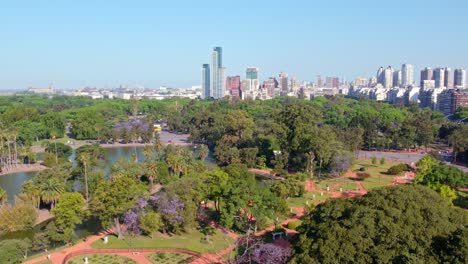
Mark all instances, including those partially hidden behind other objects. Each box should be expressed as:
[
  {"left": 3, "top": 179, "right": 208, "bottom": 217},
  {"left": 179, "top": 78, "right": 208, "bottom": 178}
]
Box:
[{"left": 290, "top": 185, "right": 468, "bottom": 264}]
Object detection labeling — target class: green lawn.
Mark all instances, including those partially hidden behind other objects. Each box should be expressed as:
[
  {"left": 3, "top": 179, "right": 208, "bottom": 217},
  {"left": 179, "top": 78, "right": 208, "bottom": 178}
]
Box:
[
  {"left": 91, "top": 229, "right": 234, "bottom": 254},
  {"left": 315, "top": 177, "right": 351, "bottom": 190},
  {"left": 287, "top": 191, "right": 331, "bottom": 207},
  {"left": 146, "top": 252, "right": 196, "bottom": 264},
  {"left": 351, "top": 159, "right": 400, "bottom": 190},
  {"left": 67, "top": 254, "right": 136, "bottom": 264}
]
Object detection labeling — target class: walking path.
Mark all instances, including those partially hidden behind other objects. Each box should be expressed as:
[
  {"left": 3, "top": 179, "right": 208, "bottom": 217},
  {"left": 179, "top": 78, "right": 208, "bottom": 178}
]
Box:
[{"left": 25, "top": 167, "right": 413, "bottom": 264}]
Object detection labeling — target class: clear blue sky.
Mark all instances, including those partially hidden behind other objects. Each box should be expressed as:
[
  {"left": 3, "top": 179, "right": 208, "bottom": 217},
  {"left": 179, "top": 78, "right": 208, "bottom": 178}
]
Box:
[{"left": 1, "top": 0, "right": 467, "bottom": 90}]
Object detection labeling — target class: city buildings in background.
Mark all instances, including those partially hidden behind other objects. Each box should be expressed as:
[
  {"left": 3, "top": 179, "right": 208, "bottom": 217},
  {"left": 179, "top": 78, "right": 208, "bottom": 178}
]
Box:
[{"left": 11, "top": 46, "right": 468, "bottom": 116}]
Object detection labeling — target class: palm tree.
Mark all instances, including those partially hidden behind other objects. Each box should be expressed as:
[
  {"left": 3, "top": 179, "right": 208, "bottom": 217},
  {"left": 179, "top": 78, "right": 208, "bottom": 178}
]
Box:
[
  {"left": 145, "top": 160, "right": 158, "bottom": 191},
  {"left": 77, "top": 152, "right": 91, "bottom": 204},
  {"left": 196, "top": 144, "right": 209, "bottom": 161},
  {"left": 143, "top": 145, "right": 153, "bottom": 160},
  {"left": 49, "top": 131, "right": 58, "bottom": 165},
  {"left": 40, "top": 177, "right": 65, "bottom": 208},
  {"left": 22, "top": 180, "right": 40, "bottom": 209},
  {"left": 0, "top": 187, "right": 8, "bottom": 205},
  {"left": 153, "top": 134, "right": 162, "bottom": 156}
]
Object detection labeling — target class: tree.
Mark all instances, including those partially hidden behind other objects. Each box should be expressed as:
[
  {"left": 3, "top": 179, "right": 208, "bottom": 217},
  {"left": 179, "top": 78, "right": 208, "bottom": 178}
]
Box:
[
  {"left": 90, "top": 177, "right": 145, "bottom": 239},
  {"left": 39, "top": 177, "right": 65, "bottom": 208},
  {"left": 0, "top": 187, "right": 7, "bottom": 205},
  {"left": 51, "top": 192, "right": 86, "bottom": 243},
  {"left": 71, "top": 109, "right": 106, "bottom": 140},
  {"left": 139, "top": 211, "right": 161, "bottom": 239},
  {"left": 0, "top": 239, "right": 31, "bottom": 263},
  {"left": 77, "top": 152, "right": 91, "bottom": 203},
  {"left": 195, "top": 144, "right": 209, "bottom": 161},
  {"left": 0, "top": 197, "right": 37, "bottom": 235},
  {"left": 290, "top": 185, "right": 468, "bottom": 263}
]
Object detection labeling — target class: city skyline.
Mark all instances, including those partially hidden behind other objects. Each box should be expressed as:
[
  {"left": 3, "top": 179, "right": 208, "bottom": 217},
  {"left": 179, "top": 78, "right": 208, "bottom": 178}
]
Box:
[{"left": 1, "top": 0, "right": 468, "bottom": 90}]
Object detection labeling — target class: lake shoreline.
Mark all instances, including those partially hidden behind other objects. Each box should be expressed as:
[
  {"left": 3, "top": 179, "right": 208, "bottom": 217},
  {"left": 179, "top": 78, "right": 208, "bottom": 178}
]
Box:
[{"left": 0, "top": 164, "right": 47, "bottom": 177}]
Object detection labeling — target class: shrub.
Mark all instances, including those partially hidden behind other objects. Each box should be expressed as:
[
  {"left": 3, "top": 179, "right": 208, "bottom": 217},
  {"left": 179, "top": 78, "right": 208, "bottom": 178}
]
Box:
[
  {"left": 356, "top": 172, "right": 371, "bottom": 180},
  {"left": 387, "top": 163, "right": 411, "bottom": 175},
  {"left": 380, "top": 158, "right": 386, "bottom": 165},
  {"left": 371, "top": 157, "right": 377, "bottom": 165},
  {"left": 287, "top": 220, "right": 302, "bottom": 230},
  {"left": 359, "top": 167, "right": 366, "bottom": 172}
]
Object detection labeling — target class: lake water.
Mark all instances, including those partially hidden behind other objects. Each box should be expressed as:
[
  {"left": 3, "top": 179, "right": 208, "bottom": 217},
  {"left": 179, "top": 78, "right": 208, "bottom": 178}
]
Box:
[{"left": 0, "top": 146, "right": 153, "bottom": 203}]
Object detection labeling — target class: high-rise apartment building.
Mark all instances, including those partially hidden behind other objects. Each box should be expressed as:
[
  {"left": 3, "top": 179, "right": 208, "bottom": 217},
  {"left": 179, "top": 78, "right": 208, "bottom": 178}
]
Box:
[
  {"left": 211, "top": 47, "right": 225, "bottom": 99},
  {"left": 420, "top": 67, "right": 433, "bottom": 87},
  {"left": 393, "top": 70, "right": 402, "bottom": 87},
  {"left": 454, "top": 68, "right": 466, "bottom": 88},
  {"left": 262, "top": 78, "right": 278, "bottom": 98},
  {"left": 202, "top": 64, "right": 210, "bottom": 99},
  {"left": 377, "top": 67, "right": 385, "bottom": 85},
  {"left": 316, "top": 75, "right": 323, "bottom": 88},
  {"left": 226, "top": 76, "right": 241, "bottom": 98},
  {"left": 279, "top": 72, "right": 289, "bottom": 94},
  {"left": 246, "top": 67, "right": 259, "bottom": 80},
  {"left": 383, "top": 66, "right": 393, "bottom": 88},
  {"left": 354, "top": 77, "right": 367, "bottom": 87},
  {"left": 433, "top": 68, "right": 445, "bottom": 88},
  {"left": 444, "top": 68, "right": 453, "bottom": 89},
  {"left": 401, "top": 64, "right": 414, "bottom": 87}
]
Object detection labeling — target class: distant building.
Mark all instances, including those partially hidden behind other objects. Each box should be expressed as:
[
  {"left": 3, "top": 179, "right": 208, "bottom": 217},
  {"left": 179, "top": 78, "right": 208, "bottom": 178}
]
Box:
[
  {"left": 202, "top": 64, "right": 210, "bottom": 99},
  {"left": 211, "top": 47, "right": 225, "bottom": 99},
  {"left": 393, "top": 70, "right": 402, "bottom": 88},
  {"left": 420, "top": 67, "right": 433, "bottom": 87},
  {"left": 27, "top": 85, "right": 54, "bottom": 94},
  {"left": 368, "top": 76, "right": 378, "bottom": 87},
  {"left": 226, "top": 76, "right": 241, "bottom": 98},
  {"left": 262, "top": 78, "right": 278, "bottom": 98},
  {"left": 454, "top": 68, "right": 466, "bottom": 88},
  {"left": 383, "top": 66, "right": 393, "bottom": 89},
  {"left": 433, "top": 68, "right": 445, "bottom": 88},
  {"left": 444, "top": 68, "right": 453, "bottom": 89},
  {"left": 316, "top": 75, "right": 323, "bottom": 88},
  {"left": 354, "top": 77, "right": 367, "bottom": 87},
  {"left": 279, "top": 72, "right": 289, "bottom": 94},
  {"left": 422, "top": 80, "right": 436, "bottom": 90},
  {"left": 377, "top": 67, "right": 385, "bottom": 85},
  {"left": 325, "top": 77, "right": 339, "bottom": 88},
  {"left": 437, "top": 89, "right": 468, "bottom": 115},
  {"left": 246, "top": 67, "right": 259, "bottom": 80},
  {"left": 401, "top": 64, "right": 414, "bottom": 87}
]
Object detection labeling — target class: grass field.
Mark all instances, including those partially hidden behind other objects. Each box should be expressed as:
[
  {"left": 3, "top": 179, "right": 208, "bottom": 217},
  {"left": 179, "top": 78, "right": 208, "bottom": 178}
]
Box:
[
  {"left": 287, "top": 191, "right": 332, "bottom": 207},
  {"left": 351, "top": 159, "right": 401, "bottom": 190},
  {"left": 91, "top": 229, "right": 234, "bottom": 254},
  {"left": 146, "top": 252, "right": 196, "bottom": 264},
  {"left": 67, "top": 254, "right": 136, "bottom": 264}
]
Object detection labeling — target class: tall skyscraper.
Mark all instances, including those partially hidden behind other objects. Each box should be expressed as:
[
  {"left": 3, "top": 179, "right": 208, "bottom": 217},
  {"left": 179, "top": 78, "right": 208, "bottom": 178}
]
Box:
[
  {"left": 433, "top": 68, "right": 445, "bottom": 88},
  {"left": 377, "top": 67, "right": 385, "bottom": 85},
  {"left": 244, "top": 67, "right": 260, "bottom": 99},
  {"left": 316, "top": 75, "right": 323, "bottom": 88},
  {"left": 444, "top": 68, "right": 453, "bottom": 89},
  {"left": 211, "top": 47, "right": 225, "bottom": 99},
  {"left": 393, "top": 70, "right": 402, "bottom": 87},
  {"left": 246, "top": 67, "right": 259, "bottom": 80},
  {"left": 279, "top": 72, "right": 289, "bottom": 94},
  {"left": 420, "top": 67, "right": 433, "bottom": 87},
  {"left": 383, "top": 66, "right": 393, "bottom": 88},
  {"left": 401, "top": 64, "right": 414, "bottom": 87},
  {"left": 454, "top": 68, "right": 466, "bottom": 88},
  {"left": 201, "top": 64, "right": 210, "bottom": 99}
]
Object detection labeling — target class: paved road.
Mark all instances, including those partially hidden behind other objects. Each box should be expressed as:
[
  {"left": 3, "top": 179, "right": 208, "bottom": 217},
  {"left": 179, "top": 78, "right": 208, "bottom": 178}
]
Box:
[
  {"left": 358, "top": 151, "right": 424, "bottom": 164},
  {"left": 159, "top": 130, "right": 191, "bottom": 145}
]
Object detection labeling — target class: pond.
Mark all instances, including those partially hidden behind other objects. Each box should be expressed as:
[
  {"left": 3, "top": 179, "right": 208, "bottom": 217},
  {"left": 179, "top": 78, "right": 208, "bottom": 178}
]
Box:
[{"left": 0, "top": 146, "right": 156, "bottom": 203}]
